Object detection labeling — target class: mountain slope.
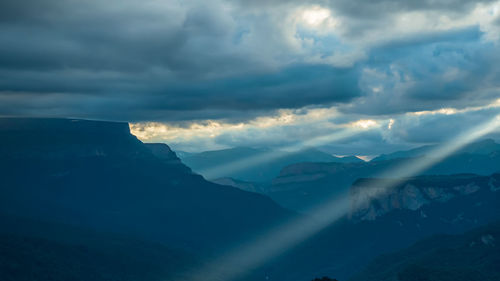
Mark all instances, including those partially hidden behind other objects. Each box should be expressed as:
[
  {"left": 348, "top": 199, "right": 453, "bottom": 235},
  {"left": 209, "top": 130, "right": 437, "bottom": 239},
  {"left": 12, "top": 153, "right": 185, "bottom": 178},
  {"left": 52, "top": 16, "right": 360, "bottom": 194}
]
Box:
[
  {"left": 257, "top": 173, "right": 500, "bottom": 281},
  {"left": 211, "top": 177, "right": 267, "bottom": 193},
  {"left": 0, "top": 118, "right": 292, "bottom": 253},
  {"left": 179, "top": 146, "right": 362, "bottom": 182},
  {"left": 350, "top": 221, "right": 500, "bottom": 281},
  {"left": 0, "top": 214, "right": 196, "bottom": 281},
  {"left": 268, "top": 139, "right": 500, "bottom": 212}
]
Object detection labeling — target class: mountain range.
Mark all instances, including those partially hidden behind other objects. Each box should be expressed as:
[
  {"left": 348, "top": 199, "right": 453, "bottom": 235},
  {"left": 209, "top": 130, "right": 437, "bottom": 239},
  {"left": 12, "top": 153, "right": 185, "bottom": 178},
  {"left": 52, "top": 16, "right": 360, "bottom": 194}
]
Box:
[
  {"left": 178, "top": 146, "right": 363, "bottom": 182},
  {"left": 2, "top": 118, "right": 500, "bottom": 281},
  {"left": 264, "top": 139, "right": 500, "bottom": 212},
  {"left": 174, "top": 139, "right": 500, "bottom": 213},
  {"left": 372, "top": 139, "right": 500, "bottom": 162}
]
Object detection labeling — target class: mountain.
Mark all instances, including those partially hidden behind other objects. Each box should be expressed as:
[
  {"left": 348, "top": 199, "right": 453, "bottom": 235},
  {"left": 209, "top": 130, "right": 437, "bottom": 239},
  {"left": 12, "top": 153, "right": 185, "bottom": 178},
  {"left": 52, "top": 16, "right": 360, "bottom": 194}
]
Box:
[
  {"left": 372, "top": 139, "right": 500, "bottom": 162},
  {"left": 349, "top": 173, "right": 496, "bottom": 221},
  {"left": 257, "top": 173, "right": 500, "bottom": 281},
  {"left": 0, "top": 118, "right": 292, "bottom": 253},
  {"left": 334, "top": 155, "right": 364, "bottom": 163},
  {"left": 144, "top": 143, "right": 186, "bottom": 167},
  {"left": 350, "top": 221, "right": 500, "bottom": 281},
  {"left": 179, "top": 146, "right": 363, "bottom": 182},
  {"left": 174, "top": 150, "right": 195, "bottom": 159},
  {"left": 267, "top": 139, "right": 500, "bottom": 212},
  {"left": 3, "top": 118, "right": 500, "bottom": 281},
  {"left": 211, "top": 177, "right": 266, "bottom": 193},
  {"left": 0, "top": 214, "right": 197, "bottom": 281}
]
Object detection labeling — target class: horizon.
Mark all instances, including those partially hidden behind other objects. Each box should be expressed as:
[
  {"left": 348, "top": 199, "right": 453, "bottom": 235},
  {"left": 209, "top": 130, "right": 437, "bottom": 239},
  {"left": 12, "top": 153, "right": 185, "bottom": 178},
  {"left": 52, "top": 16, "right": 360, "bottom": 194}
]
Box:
[{"left": 2, "top": 115, "right": 500, "bottom": 159}]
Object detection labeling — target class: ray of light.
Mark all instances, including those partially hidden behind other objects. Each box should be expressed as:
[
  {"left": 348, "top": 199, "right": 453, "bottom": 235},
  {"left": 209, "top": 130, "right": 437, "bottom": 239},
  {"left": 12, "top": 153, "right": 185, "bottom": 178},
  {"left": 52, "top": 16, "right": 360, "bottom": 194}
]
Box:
[
  {"left": 184, "top": 114, "right": 500, "bottom": 281},
  {"left": 199, "top": 126, "right": 370, "bottom": 180}
]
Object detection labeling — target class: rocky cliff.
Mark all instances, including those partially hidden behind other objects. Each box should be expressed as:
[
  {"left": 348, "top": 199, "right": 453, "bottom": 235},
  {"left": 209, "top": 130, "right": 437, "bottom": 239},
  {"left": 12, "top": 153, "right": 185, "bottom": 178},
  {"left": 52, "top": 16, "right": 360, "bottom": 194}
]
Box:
[{"left": 350, "top": 174, "right": 500, "bottom": 221}]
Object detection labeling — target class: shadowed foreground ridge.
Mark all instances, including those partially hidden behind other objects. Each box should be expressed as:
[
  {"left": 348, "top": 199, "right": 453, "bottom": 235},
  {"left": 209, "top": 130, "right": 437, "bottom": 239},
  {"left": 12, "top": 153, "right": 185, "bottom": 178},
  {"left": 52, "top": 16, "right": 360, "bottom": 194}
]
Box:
[
  {"left": 350, "top": 221, "right": 500, "bottom": 281},
  {"left": 0, "top": 214, "right": 197, "bottom": 281},
  {"left": 0, "top": 118, "right": 291, "bottom": 252}
]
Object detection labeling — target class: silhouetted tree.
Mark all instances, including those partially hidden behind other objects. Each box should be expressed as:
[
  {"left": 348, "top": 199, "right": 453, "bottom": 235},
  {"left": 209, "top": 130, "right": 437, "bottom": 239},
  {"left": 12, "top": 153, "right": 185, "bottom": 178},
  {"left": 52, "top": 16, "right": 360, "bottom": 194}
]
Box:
[{"left": 311, "top": 277, "right": 338, "bottom": 281}]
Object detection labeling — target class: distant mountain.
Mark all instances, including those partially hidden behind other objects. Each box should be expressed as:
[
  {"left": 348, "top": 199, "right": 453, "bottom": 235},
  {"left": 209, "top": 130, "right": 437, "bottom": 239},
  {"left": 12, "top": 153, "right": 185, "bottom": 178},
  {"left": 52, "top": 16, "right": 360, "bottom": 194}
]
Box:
[
  {"left": 0, "top": 214, "right": 197, "bottom": 281},
  {"left": 211, "top": 177, "right": 267, "bottom": 193},
  {"left": 267, "top": 139, "right": 500, "bottom": 212},
  {"left": 372, "top": 139, "right": 500, "bottom": 162},
  {"left": 334, "top": 155, "right": 364, "bottom": 163},
  {"left": 174, "top": 150, "right": 195, "bottom": 159},
  {"left": 0, "top": 118, "right": 292, "bottom": 253},
  {"left": 179, "top": 146, "right": 363, "bottom": 182},
  {"left": 350, "top": 221, "right": 500, "bottom": 281},
  {"left": 372, "top": 145, "right": 434, "bottom": 162}
]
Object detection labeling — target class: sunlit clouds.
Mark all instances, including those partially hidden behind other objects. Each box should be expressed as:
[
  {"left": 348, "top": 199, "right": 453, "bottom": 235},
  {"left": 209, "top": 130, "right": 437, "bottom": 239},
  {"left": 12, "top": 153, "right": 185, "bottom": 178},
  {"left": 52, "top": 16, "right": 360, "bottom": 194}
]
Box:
[
  {"left": 350, "top": 119, "right": 378, "bottom": 129},
  {"left": 387, "top": 119, "right": 395, "bottom": 130},
  {"left": 130, "top": 97, "right": 500, "bottom": 154},
  {"left": 131, "top": 107, "right": 342, "bottom": 151},
  {"left": 301, "top": 7, "right": 332, "bottom": 27},
  {"left": 410, "top": 98, "right": 500, "bottom": 116}
]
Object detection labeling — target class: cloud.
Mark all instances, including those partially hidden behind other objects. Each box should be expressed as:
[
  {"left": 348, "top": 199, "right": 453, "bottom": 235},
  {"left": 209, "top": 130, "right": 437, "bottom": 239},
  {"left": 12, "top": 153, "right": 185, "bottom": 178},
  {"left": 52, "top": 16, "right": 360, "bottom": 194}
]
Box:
[
  {"left": 130, "top": 99, "right": 500, "bottom": 154},
  {"left": 341, "top": 26, "right": 500, "bottom": 115},
  {"left": 0, "top": 64, "right": 361, "bottom": 121},
  {"left": 1, "top": 0, "right": 500, "bottom": 154}
]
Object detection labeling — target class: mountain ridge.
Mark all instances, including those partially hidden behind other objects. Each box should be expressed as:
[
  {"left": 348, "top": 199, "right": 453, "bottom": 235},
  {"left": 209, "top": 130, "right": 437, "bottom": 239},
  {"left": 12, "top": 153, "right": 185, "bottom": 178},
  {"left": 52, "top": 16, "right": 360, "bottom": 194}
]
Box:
[
  {"left": 179, "top": 146, "right": 363, "bottom": 182},
  {"left": 0, "top": 118, "right": 293, "bottom": 253},
  {"left": 266, "top": 140, "right": 500, "bottom": 212},
  {"left": 349, "top": 220, "right": 500, "bottom": 281}
]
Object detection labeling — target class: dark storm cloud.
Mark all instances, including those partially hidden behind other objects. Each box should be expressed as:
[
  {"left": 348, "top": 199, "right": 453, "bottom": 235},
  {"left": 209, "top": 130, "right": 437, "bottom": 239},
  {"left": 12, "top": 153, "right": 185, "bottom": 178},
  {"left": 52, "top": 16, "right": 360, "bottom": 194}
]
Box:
[
  {"left": 0, "top": 1, "right": 234, "bottom": 75},
  {"left": 0, "top": 64, "right": 361, "bottom": 121},
  {"left": 0, "top": 0, "right": 499, "bottom": 123},
  {"left": 0, "top": 0, "right": 366, "bottom": 121}
]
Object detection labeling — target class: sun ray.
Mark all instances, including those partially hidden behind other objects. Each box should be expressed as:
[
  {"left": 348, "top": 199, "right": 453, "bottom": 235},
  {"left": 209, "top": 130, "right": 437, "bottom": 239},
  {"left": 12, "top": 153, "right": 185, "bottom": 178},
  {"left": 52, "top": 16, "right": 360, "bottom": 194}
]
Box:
[
  {"left": 184, "top": 113, "right": 500, "bottom": 281},
  {"left": 200, "top": 124, "right": 376, "bottom": 180}
]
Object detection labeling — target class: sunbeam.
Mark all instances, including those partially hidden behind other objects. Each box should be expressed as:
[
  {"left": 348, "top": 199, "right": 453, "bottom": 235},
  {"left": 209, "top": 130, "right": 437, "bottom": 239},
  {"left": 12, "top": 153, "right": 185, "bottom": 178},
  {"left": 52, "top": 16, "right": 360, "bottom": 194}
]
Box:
[
  {"left": 199, "top": 125, "right": 375, "bottom": 180},
  {"left": 185, "top": 114, "right": 500, "bottom": 281}
]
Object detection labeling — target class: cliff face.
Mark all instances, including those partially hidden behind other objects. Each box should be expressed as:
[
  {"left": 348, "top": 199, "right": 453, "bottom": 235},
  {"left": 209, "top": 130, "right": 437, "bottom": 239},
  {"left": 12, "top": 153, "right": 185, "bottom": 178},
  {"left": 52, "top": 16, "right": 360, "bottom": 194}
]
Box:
[
  {"left": 144, "top": 143, "right": 187, "bottom": 168},
  {"left": 350, "top": 174, "right": 500, "bottom": 221}
]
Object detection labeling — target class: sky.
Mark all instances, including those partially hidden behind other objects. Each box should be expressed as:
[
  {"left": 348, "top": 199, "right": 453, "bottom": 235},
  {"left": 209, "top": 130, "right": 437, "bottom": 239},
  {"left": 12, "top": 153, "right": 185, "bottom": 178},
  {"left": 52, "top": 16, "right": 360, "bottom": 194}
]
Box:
[{"left": 1, "top": 0, "right": 500, "bottom": 154}]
